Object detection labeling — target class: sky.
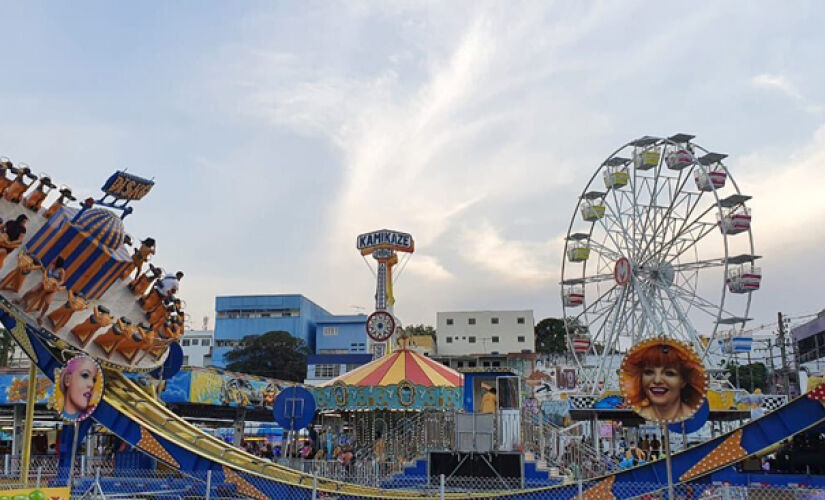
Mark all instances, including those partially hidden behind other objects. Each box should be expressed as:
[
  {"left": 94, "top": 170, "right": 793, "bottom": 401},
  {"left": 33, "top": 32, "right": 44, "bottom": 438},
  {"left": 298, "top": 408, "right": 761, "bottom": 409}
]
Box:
[{"left": 1, "top": 1, "right": 824, "bottom": 337}]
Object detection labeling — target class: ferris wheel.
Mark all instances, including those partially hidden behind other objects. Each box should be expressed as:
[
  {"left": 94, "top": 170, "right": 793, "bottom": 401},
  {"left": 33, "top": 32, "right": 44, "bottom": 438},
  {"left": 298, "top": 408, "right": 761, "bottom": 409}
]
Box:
[{"left": 560, "top": 134, "right": 762, "bottom": 393}]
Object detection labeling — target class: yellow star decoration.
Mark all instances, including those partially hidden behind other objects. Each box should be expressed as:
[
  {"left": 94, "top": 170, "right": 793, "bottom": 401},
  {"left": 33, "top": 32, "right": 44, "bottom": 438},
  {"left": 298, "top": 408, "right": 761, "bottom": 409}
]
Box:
[
  {"left": 223, "top": 466, "right": 268, "bottom": 500},
  {"left": 138, "top": 428, "right": 179, "bottom": 468},
  {"left": 680, "top": 429, "right": 746, "bottom": 482},
  {"left": 582, "top": 475, "right": 615, "bottom": 500}
]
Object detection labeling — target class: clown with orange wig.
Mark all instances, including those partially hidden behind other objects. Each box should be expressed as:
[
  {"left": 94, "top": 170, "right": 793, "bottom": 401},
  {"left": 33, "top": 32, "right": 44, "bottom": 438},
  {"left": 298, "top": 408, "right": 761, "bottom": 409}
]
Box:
[{"left": 620, "top": 338, "right": 707, "bottom": 423}]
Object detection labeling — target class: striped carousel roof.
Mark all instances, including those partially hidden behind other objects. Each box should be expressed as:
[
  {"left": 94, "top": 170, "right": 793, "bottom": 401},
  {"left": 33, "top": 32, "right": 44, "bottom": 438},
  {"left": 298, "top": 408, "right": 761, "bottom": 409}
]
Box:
[
  {"left": 319, "top": 348, "right": 463, "bottom": 388},
  {"left": 74, "top": 208, "right": 126, "bottom": 250}
]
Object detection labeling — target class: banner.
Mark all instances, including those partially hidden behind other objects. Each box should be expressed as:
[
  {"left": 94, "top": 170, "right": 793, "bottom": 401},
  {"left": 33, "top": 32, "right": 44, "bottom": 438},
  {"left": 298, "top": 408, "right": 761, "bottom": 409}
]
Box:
[{"left": 0, "top": 486, "right": 70, "bottom": 499}]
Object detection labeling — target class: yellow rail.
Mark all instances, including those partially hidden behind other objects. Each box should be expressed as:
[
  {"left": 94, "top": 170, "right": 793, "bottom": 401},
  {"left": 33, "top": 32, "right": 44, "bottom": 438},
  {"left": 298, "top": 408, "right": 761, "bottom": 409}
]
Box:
[{"left": 103, "top": 370, "right": 516, "bottom": 499}]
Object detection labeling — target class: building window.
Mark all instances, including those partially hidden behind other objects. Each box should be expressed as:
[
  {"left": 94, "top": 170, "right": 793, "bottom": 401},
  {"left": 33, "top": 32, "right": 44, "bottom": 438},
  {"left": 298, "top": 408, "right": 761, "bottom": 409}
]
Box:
[
  {"left": 182, "top": 339, "right": 190, "bottom": 346},
  {"left": 469, "top": 337, "right": 476, "bottom": 343},
  {"left": 518, "top": 336, "right": 526, "bottom": 342},
  {"left": 446, "top": 337, "right": 453, "bottom": 343},
  {"left": 457, "top": 361, "right": 464, "bottom": 368},
  {"left": 492, "top": 361, "right": 501, "bottom": 367},
  {"left": 202, "top": 339, "right": 210, "bottom": 346},
  {"left": 446, "top": 318, "right": 454, "bottom": 325},
  {"left": 315, "top": 364, "right": 340, "bottom": 378},
  {"left": 491, "top": 317, "right": 499, "bottom": 324},
  {"left": 282, "top": 311, "right": 291, "bottom": 317},
  {"left": 468, "top": 318, "right": 476, "bottom": 325},
  {"left": 492, "top": 336, "right": 499, "bottom": 343},
  {"left": 517, "top": 317, "right": 525, "bottom": 324},
  {"left": 469, "top": 361, "right": 477, "bottom": 367},
  {"left": 483, "top": 361, "right": 490, "bottom": 367},
  {"left": 323, "top": 327, "right": 339, "bottom": 336},
  {"left": 183, "top": 355, "right": 189, "bottom": 365}
]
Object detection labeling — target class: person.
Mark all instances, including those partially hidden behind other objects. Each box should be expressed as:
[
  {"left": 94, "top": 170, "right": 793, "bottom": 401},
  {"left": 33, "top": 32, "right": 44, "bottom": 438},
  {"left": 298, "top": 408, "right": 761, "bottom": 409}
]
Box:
[
  {"left": 481, "top": 386, "right": 497, "bottom": 413},
  {"left": 157, "top": 271, "right": 183, "bottom": 296},
  {"left": 639, "top": 435, "right": 650, "bottom": 455},
  {"left": 18, "top": 257, "right": 66, "bottom": 323},
  {"left": 621, "top": 339, "right": 706, "bottom": 423},
  {"left": 47, "top": 289, "right": 88, "bottom": 330},
  {"left": 0, "top": 214, "right": 28, "bottom": 267},
  {"left": 0, "top": 249, "right": 41, "bottom": 293},
  {"left": 307, "top": 424, "right": 318, "bottom": 455},
  {"left": 121, "top": 238, "right": 155, "bottom": 281},
  {"left": 54, "top": 356, "right": 101, "bottom": 421},
  {"left": 374, "top": 432, "right": 386, "bottom": 462},
  {"left": 650, "top": 434, "right": 661, "bottom": 456}
]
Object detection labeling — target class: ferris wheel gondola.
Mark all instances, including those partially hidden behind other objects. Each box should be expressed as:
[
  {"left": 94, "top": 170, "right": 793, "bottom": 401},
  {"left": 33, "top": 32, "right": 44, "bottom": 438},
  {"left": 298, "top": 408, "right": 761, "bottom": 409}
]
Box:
[{"left": 560, "top": 134, "right": 761, "bottom": 393}]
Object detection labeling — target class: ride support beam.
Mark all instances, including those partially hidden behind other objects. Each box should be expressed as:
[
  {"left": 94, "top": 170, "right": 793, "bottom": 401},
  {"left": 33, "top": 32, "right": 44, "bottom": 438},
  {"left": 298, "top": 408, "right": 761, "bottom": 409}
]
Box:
[{"left": 20, "top": 362, "right": 37, "bottom": 484}]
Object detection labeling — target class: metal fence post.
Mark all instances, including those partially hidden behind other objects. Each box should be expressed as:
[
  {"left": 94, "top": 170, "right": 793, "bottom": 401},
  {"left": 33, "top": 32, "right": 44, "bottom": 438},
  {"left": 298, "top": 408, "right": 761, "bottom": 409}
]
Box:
[
  {"left": 36, "top": 466, "right": 41, "bottom": 489},
  {"left": 312, "top": 472, "right": 317, "bottom": 500},
  {"left": 440, "top": 473, "right": 445, "bottom": 500},
  {"left": 81, "top": 455, "right": 86, "bottom": 477},
  {"left": 578, "top": 476, "right": 583, "bottom": 499},
  {"left": 205, "top": 469, "right": 212, "bottom": 500},
  {"left": 3, "top": 454, "right": 8, "bottom": 476}
]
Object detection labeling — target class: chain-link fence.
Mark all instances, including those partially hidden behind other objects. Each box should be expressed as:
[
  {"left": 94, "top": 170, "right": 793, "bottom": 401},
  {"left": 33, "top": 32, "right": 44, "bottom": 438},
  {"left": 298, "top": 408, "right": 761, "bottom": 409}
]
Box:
[
  {"left": 1, "top": 468, "right": 824, "bottom": 499},
  {"left": 3, "top": 456, "right": 825, "bottom": 499}
]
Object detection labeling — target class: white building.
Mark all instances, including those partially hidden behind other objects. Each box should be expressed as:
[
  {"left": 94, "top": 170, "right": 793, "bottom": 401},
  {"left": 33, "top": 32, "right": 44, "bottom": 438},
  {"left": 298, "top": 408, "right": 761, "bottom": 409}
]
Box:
[
  {"left": 436, "top": 310, "right": 535, "bottom": 357},
  {"left": 181, "top": 329, "right": 214, "bottom": 367}
]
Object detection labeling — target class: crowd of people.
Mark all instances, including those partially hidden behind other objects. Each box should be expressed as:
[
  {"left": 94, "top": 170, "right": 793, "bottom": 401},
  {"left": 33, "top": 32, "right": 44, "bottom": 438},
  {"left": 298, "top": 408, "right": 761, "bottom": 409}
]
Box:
[
  {"left": 757, "top": 431, "right": 825, "bottom": 474},
  {"left": 241, "top": 426, "right": 369, "bottom": 469}
]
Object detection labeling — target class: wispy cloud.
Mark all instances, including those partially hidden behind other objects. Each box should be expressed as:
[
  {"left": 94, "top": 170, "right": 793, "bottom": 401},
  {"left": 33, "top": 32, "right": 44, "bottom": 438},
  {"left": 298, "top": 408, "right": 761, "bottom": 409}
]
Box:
[{"left": 751, "top": 73, "right": 822, "bottom": 114}]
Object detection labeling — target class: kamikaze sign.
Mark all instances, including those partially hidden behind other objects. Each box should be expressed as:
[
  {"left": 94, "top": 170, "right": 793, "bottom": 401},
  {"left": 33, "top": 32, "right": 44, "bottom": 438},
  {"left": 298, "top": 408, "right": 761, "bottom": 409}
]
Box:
[{"left": 356, "top": 229, "right": 415, "bottom": 255}]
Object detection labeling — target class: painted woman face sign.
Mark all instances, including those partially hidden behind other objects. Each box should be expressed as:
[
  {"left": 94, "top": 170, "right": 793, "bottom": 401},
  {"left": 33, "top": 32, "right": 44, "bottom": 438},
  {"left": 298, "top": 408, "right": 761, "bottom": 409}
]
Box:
[
  {"left": 620, "top": 338, "right": 707, "bottom": 424},
  {"left": 51, "top": 355, "right": 104, "bottom": 422}
]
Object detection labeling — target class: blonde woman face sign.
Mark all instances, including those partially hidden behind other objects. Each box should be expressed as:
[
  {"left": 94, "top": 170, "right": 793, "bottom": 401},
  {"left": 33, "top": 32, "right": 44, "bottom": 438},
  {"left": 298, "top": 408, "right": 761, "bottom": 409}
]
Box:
[
  {"left": 641, "top": 365, "right": 688, "bottom": 421},
  {"left": 63, "top": 357, "right": 98, "bottom": 417}
]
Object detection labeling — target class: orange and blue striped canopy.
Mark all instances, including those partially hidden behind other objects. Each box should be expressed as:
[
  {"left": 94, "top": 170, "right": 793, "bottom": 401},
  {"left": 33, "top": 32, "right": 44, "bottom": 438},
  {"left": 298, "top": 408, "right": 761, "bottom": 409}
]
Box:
[{"left": 319, "top": 348, "right": 462, "bottom": 388}]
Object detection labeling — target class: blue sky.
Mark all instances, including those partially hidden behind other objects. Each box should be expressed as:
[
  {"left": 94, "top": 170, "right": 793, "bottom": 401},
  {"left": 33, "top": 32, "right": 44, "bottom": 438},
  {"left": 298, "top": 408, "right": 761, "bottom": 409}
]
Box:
[{"left": 1, "top": 1, "right": 824, "bottom": 335}]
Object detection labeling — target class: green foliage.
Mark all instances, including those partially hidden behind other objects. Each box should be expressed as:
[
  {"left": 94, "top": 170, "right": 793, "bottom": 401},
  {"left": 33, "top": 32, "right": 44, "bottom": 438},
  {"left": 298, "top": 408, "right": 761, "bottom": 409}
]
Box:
[
  {"left": 405, "top": 324, "right": 436, "bottom": 338},
  {"left": 534, "top": 318, "right": 567, "bottom": 354},
  {"left": 0, "top": 328, "right": 14, "bottom": 367},
  {"left": 725, "top": 361, "right": 768, "bottom": 391},
  {"left": 224, "top": 331, "right": 310, "bottom": 382}
]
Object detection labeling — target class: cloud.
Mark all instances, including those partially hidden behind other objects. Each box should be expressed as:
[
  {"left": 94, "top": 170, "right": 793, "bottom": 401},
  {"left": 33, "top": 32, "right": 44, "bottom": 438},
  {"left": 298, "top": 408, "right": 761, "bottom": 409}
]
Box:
[
  {"left": 739, "top": 124, "right": 825, "bottom": 254},
  {"left": 459, "top": 221, "right": 557, "bottom": 285},
  {"left": 751, "top": 73, "right": 822, "bottom": 114}
]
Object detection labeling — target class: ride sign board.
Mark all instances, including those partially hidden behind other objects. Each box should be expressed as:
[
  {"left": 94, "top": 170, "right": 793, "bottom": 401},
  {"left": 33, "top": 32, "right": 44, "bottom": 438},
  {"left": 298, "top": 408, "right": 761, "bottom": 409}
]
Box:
[
  {"left": 357, "top": 229, "right": 414, "bottom": 255},
  {"left": 614, "top": 257, "right": 631, "bottom": 285},
  {"left": 273, "top": 386, "right": 316, "bottom": 430},
  {"left": 101, "top": 171, "right": 154, "bottom": 201}
]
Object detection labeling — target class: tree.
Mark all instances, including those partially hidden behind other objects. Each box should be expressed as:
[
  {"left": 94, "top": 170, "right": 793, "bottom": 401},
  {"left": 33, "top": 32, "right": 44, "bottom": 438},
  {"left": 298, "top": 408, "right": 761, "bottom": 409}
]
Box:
[
  {"left": 224, "top": 331, "right": 310, "bottom": 382},
  {"left": 404, "top": 324, "right": 436, "bottom": 338},
  {"left": 534, "top": 318, "right": 567, "bottom": 354},
  {"left": 725, "top": 361, "right": 768, "bottom": 392},
  {"left": 0, "top": 328, "right": 15, "bottom": 367}
]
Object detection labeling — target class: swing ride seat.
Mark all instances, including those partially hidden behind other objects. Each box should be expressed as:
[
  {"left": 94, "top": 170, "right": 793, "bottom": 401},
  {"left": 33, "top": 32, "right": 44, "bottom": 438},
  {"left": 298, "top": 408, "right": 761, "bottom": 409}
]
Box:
[
  {"left": 567, "top": 247, "right": 590, "bottom": 262},
  {"left": 603, "top": 169, "right": 630, "bottom": 189},
  {"left": 580, "top": 204, "right": 606, "bottom": 222},
  {"left": 665, "top": 149, "right": 694, "bottom": 170},
  {"left": 563, "top": 290, "right": 584, "bottom": 307},
  {"left": 695, "top": 169, "right": 727, "bottom": 191},
  {"left": 633, "top": 148, "right": 661, "bottom": 170}
]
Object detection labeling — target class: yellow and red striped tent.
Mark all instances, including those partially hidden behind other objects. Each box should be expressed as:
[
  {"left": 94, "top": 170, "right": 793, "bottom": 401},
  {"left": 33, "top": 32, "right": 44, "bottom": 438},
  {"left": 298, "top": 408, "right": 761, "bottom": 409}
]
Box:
[{"left": 319, "top": 348, "right": 462, "bottom": 388}]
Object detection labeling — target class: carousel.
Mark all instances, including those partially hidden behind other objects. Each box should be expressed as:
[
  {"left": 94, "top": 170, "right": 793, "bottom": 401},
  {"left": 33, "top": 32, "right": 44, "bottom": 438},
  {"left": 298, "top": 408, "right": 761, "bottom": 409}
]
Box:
[{"left": 311, "top": 334, "right": 463, "bottom": 462}]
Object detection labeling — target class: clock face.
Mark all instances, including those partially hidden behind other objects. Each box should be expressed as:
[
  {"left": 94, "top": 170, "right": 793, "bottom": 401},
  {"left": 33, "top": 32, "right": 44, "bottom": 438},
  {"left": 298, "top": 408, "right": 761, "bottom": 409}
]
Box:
[{"left": 366, "top": 311, "right": 396, "bottom": 342}]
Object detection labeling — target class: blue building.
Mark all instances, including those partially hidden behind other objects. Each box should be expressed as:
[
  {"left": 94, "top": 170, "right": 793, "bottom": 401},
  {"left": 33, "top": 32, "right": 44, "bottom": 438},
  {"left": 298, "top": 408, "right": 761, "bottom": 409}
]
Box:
[
  {"left": 212, "top": 295, "right": 372, "bottom": 383},
  {"left": 305, "top": 315, "right": 374, "bottom": 385},
  {"left": 213, "top": 294, "right": 333, "bottom": 366}
]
